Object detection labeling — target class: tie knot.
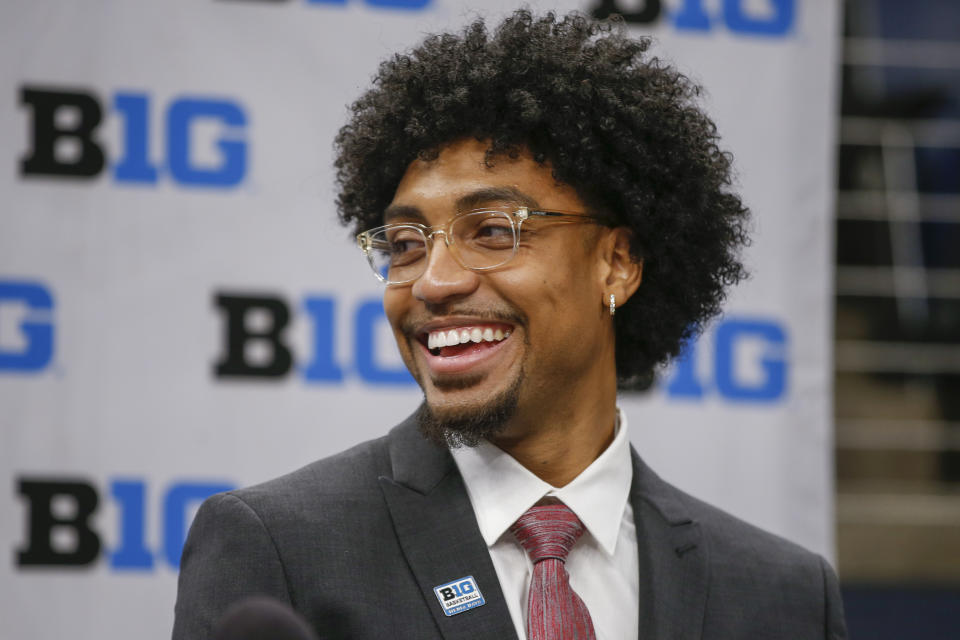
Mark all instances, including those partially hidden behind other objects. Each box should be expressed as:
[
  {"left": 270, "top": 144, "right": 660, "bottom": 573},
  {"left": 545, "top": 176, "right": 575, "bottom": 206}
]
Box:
[{"left": 510, "top": 504, "right": 585, "bottom": 563}]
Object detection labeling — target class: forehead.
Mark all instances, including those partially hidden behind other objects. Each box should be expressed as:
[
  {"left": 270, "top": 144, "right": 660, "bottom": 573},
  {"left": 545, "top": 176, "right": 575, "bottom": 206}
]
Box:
[{"left": 386, "top": 138, "right": 586, "bottom": 224}]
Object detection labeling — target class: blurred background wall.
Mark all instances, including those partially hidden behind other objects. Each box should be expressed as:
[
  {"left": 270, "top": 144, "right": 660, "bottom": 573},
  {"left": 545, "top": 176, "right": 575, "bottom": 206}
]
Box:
[{"left": 834, "top": 0, "right": 960, "bottom": 636}]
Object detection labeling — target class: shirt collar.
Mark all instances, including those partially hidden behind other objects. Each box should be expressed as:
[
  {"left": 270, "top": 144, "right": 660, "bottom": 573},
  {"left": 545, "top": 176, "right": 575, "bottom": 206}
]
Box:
[{"left": 450, "top": 409, "right": 633, "bottom": 556}]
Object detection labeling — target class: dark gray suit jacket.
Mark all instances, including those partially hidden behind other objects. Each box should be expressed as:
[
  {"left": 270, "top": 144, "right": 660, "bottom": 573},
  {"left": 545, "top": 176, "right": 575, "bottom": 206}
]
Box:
[{"left": 173, "top": 416, "right": 847, "bottom": 639}]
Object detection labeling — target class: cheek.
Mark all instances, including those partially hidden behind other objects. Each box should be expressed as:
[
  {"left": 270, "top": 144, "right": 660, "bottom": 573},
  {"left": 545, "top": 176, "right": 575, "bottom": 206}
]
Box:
[
  {"left": 382, "top": 290, "right": 409, "bottom": 338},
  {"left": 546, "top": 260, "right": 604, "bottom": 330},
  {"left": 512, "top": 265, "right": 599, "bottom": 337}
]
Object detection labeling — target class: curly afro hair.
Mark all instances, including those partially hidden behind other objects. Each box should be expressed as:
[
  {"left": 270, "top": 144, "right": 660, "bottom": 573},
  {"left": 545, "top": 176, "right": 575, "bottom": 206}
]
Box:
[{"left": 334, "top": 10, "right": 750, "bottom": 389}]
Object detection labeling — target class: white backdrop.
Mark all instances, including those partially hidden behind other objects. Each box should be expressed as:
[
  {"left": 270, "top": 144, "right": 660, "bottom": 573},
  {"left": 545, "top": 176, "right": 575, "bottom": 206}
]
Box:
[{"left": 0, "top": 1, "right": 839, "bottom": 638}]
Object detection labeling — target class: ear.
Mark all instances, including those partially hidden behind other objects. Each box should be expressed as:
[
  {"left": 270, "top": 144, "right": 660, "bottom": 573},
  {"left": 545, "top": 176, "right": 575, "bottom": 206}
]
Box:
[{"left": 597, "top": 227, "right": 642, "bottom": 309}]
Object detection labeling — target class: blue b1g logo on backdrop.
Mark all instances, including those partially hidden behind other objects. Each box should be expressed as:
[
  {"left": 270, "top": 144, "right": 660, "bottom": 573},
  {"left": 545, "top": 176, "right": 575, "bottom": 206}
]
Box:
[
  {"left": 664, "top": 317, "right": 789, "bottom": 402},
  {"left": 590, "top": 0, "right": 795, "bottom": 36},
  {"left": 19, "top": 85, "right": 248, "bottom": 188},
  {"left": 0, "top": 279, "right": 54, "bottom": 373}
]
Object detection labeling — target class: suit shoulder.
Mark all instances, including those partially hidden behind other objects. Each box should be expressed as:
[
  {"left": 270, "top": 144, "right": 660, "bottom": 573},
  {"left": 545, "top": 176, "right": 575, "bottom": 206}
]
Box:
[
  {"left": 665, "top": 486, "right": 846, "bottom": 636},
  {"left": 679, "top": 490, "right": 818, "bottom": 563},
  {"left": 660, "top": 483, "right": 835, "bottom": 614},
  {"left": 634, "top": 455, "right": 824, "bottom": 568},
  {"left": 223, "top": 432, "right": 394, "bottom": 517}
]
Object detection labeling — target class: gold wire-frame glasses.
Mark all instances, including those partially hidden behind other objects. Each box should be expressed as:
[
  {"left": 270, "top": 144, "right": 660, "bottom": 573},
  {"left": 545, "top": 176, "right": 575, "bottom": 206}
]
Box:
[{"left": 356, "top": 206, "right": 597, "bottom": 285}]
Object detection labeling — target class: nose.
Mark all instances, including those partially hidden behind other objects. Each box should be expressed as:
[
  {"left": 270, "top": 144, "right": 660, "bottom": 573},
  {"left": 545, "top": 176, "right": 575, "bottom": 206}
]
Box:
[{"left": 411, "top": 233, "right": 480, "bottom": 305}]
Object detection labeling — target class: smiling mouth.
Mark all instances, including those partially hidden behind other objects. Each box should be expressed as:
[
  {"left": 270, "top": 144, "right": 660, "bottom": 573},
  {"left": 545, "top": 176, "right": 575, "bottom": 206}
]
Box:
[{"left": 419, "top": 324, "right": 513, "bottom": 357}]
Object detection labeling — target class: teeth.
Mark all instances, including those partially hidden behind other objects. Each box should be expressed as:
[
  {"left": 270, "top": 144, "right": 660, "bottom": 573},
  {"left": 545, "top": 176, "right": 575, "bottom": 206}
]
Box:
[{"left": 427, "top": 326, "right": 512, "bottom": 351}]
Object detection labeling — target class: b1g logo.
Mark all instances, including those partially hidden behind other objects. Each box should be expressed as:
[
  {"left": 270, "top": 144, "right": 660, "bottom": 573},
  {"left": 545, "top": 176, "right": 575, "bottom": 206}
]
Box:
[
  {"left": 212, "top": 290, "right": 787, "bottom": 401},
  {"left": 0, "top": 279, "right": 54, "bottom": 373},
  {"left": 213, "top": 291, "right": 414, "bottom": 386},
  {"left": 590, "top": 0, "right": 795, "bottom": 36},
  {"left": 433, "top": 576, "right": 485, "bottom": 616},
  {"left": 15, "top": 476, "right": 234, "bottom": 571},
  {"left": 19, "top": 85, "right": 248, "bottom": 188},
  {"left": 664, "top": 317, "right": 789, "bottom": 402}
]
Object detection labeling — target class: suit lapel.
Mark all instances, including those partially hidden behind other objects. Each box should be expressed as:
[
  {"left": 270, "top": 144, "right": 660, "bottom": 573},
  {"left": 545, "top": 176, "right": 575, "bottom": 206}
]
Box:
[
  {"left": 630, "top": 449, "right": 708, "bottom": 640},
  {"left": 379, "top": 417, "right": 518, "bottom": 640}
]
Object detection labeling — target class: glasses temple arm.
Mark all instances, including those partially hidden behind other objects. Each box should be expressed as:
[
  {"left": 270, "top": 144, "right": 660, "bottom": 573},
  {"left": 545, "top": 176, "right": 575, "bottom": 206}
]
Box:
[{"left": 525, "top": 209, "right": 597, "bottom": 220}]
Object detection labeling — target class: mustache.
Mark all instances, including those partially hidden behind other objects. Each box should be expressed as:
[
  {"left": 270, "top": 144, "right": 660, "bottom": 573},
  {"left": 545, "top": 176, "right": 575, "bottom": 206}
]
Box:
[{"left": 401, "top": 306, "right": 526, "bottom": 337}]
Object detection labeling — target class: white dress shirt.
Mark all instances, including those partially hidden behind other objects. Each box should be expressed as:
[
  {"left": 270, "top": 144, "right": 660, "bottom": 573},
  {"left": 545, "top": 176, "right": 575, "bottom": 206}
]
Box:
[{"left": 450, "top": 411, "right": 639, "bottom": 640}]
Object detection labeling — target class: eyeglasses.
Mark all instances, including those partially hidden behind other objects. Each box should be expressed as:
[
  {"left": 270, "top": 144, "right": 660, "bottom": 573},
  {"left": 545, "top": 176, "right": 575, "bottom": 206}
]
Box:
[{"left": 356, "top": 206, "right": 598, "bottom": 285}]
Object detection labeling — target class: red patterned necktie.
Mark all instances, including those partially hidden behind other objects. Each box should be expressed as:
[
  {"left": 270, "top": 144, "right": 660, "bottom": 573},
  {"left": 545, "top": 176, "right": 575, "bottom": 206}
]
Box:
[{"left": 510, "top": 503, "right": 597, "bottom": 640}]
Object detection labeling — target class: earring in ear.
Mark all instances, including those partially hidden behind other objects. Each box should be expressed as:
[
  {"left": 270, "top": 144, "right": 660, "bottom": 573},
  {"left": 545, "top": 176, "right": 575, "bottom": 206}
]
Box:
[{"left": 609, "top": 294, "right": 616, "bottom": 316}]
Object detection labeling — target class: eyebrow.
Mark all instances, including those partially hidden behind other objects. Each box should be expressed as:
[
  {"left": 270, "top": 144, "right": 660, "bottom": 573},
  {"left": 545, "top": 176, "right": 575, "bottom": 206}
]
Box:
[
  {"left": 382, "top": 186, "right": 541, "bottom": 224},
  {"left": 456, "top": 186, "right": 540, "bottom": 211},
  {"left": 382, "top": 204, "right": 423, "bottom": 224}
]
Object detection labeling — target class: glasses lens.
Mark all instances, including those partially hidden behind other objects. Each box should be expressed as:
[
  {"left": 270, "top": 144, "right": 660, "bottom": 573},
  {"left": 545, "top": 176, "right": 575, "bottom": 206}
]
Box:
[
  {"left": 450, "top": 210, "right": 517, "bottom": 269},
  {"left": 365, "top": 225, "right": 427, "bottom": 283}
]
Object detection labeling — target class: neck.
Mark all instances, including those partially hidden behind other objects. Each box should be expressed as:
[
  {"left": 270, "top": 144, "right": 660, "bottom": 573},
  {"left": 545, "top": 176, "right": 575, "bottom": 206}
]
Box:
[{"left": 490, "top": 374, "right": 618, "bottom": 487}]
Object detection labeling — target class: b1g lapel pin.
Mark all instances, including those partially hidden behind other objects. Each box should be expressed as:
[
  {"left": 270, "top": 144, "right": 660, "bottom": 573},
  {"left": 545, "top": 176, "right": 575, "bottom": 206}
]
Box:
[{"left": 433, "top": 576, "right": 486, "bottom": 616}]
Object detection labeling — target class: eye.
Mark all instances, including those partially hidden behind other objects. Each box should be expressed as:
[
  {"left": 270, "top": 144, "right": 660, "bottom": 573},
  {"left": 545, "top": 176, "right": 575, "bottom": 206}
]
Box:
[
  {"left": 465, "top": 218, "right": 515, "bottom": 250},
  {"left": 475, "top": 219, "right": 514, "bottom": 238},
  {"left": 390, "top": 238, "right": 422, "bottom": 254},
  {"left": 373, "top": 227, "right": 426, "bottom": 266}
]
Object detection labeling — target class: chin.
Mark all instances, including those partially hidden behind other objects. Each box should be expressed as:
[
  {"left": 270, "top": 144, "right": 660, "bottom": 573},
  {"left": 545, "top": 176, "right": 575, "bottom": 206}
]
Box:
[{"left": 416, "top": 368, "right": 524, "bottom": 448}]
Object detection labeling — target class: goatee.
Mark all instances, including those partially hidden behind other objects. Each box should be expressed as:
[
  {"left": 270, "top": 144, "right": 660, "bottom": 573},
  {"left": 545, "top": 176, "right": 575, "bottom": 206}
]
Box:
[{"left": 415, "top": 373, "right": 522, "bottom": 448}]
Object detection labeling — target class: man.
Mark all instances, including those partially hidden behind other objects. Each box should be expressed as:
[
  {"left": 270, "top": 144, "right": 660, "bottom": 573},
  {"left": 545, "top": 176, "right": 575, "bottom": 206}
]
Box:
[{"left": 174, "top": 10, "right": 847, "bottom": 640}]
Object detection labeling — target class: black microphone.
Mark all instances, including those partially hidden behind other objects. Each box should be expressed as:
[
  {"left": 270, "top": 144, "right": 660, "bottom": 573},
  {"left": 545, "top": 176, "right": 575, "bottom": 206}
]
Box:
[{"left": 213, "top": 596, "right": 319, "bottom": 640}]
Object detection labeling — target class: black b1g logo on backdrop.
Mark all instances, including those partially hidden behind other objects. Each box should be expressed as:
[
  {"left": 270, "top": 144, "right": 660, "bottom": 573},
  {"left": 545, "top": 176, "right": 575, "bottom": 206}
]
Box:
[
  {"left": 212, "top": 291, "right": 415, "bottom": 385},
  {"left": 589, "top": 0, "right": 795, "bottom": 35},
  {"left": 15, "top": 476, "right": 234, "bottom": 571},
  {"left": 19, "top": 85, "right": 248, "bottom": 188}
]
